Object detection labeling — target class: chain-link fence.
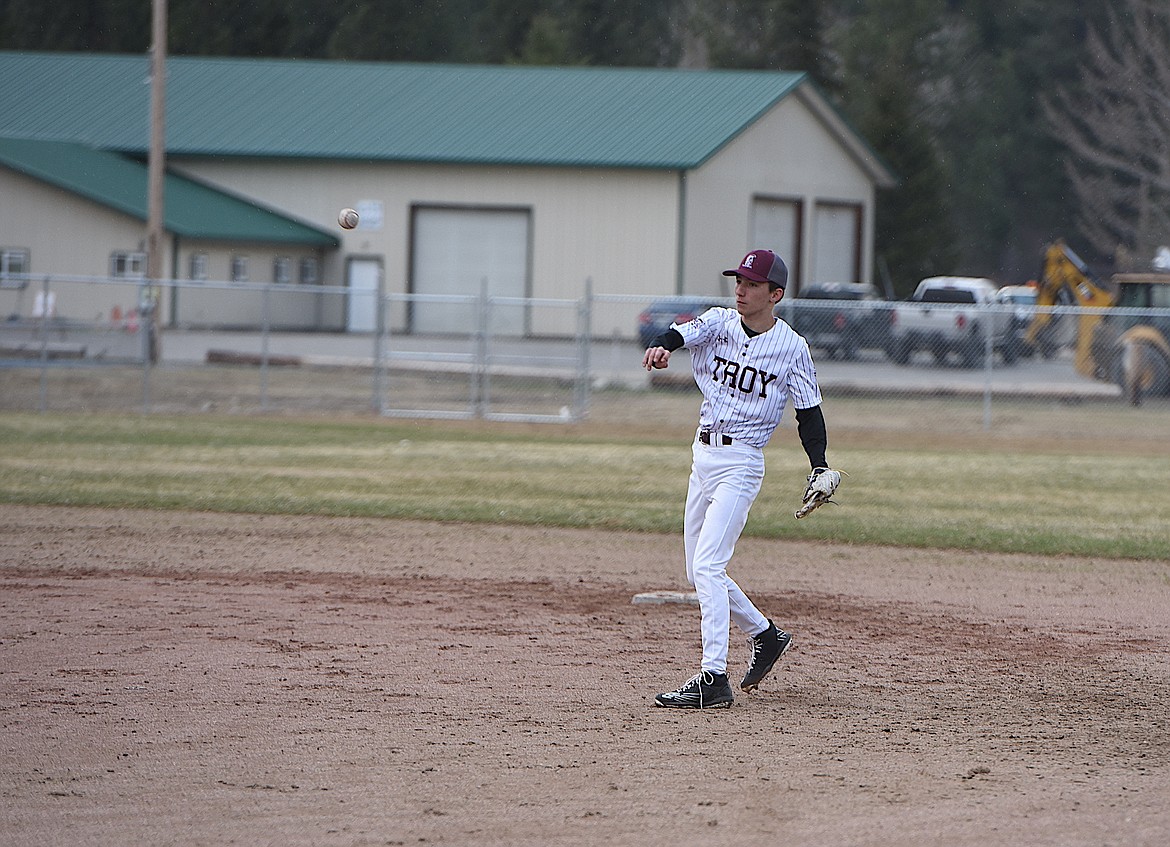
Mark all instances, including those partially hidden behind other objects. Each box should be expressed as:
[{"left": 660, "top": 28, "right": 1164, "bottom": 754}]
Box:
[{"left": 3, "top": 275, "right": 1169, "bottom": 444}]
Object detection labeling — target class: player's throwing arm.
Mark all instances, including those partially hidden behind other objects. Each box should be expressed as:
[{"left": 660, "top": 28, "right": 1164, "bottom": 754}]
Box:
[{"left": 643, "top": 346, "right": 671, "bottom": 370}]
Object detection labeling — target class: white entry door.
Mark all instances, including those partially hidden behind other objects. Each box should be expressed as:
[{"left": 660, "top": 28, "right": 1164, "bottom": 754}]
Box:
[
  {"left": 346, "top": 258, "right": 382, "bottom": 333},
  {"left": 411, "top": 207, "right": 530, "bottom": 335}
]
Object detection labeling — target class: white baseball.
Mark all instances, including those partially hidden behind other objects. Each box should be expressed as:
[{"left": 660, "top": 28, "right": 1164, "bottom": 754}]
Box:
[{"left": 338, "top": 208, "right": 360, "bottom": 229}]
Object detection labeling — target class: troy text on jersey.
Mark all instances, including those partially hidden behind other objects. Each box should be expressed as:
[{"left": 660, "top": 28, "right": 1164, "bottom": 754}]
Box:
[{"left": 711, "top": 355, "right": 778, "bottom": 398}]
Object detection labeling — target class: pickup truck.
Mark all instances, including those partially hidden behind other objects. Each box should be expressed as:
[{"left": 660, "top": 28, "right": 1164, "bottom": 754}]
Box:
[
  {"left": 774, "top": 282, "right": 892, "bottom": 360},
  {"left": 887, "top": 276, "right": 1017, "bottom": 366}
]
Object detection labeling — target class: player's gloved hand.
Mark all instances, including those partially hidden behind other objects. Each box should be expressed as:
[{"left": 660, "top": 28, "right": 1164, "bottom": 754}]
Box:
[{"left": 795, "top": 467, "right": 842, "bottom": 519}]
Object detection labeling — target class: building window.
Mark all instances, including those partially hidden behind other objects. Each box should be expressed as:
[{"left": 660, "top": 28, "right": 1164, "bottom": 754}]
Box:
[
  {"left": 299, "top": 257, "right": 319, "bottom": 285},
  {"left": 230, "top": 255, "right": 249, "bottom": 282},
  {"left": 189, "top": 253, "right": 209, "bottom": 281},
  {"left": 273, "top": 256, "right": 292, "bottom": 285},
  {"left": 110, "top": 252, "right": 147, "bottom": 279},
  {"left": 0, "top": 248, "right": 29, "bottom": 287}
]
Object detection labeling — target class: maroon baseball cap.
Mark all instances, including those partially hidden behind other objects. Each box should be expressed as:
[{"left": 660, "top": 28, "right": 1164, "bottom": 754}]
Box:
[{"left": 723, "top": 249, "right": 788, "bottom": 289}]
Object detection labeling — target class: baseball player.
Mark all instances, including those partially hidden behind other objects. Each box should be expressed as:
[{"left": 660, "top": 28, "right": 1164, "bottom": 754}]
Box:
[{"left": 642, "top": 248, "right": 832, "bottom": 709}]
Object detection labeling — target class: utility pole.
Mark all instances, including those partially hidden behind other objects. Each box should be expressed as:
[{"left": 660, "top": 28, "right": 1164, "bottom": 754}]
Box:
[{"left": 146, "top": 0, "right": 167, "bottom": 363}]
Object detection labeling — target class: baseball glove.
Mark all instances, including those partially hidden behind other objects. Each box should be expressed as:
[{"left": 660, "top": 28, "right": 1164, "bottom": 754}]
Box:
[{"left": 794, "top": 467, "right": 843, "bottom": 519}]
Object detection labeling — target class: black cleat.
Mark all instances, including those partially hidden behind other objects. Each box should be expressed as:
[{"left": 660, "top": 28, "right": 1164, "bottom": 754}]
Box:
[
  {"left": 654, "top": 670, "right": 734, "bottom": 709},
  {"left": 740, "top": 620, "right": 793, "bottom": 692}
]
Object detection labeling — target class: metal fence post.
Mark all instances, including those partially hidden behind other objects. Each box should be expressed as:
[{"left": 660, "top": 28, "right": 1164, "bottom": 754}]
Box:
[
  {"left": 260, "top": 283, "right": 271, "bottom": 411},
  {"left": 473, "top": 278, "right": 489, "bottom": 418},
  {"left": 573, "top": 277, "right": 593, "bottom": 421},
  {"left": 372, "top": 288, "right": 386, "bottom": 414},
  {"left": 982, "top": 302, "right": 994, "bottom": 430},
  {"left": 139, "top": 279, "right": 153, "bottom": 413},
  {"left": 37, "top": 276, "right": 49, "bottom": 413}
]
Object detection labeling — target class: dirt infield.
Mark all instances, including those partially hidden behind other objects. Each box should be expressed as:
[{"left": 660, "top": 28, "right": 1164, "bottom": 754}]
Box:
[{"left": 1, "top": 506, "right": 1168, "bottom": 846}]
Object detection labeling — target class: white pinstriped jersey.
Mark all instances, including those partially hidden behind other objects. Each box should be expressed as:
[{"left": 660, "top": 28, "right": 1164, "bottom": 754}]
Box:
[{"left": 672, "top": 307, "right": 822, "bottom": 449}]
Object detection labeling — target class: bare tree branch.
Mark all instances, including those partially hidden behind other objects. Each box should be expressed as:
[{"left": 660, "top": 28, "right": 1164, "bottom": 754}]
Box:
[{"left": 1043, "top": 0, "right": 1170, "bottom": 262}]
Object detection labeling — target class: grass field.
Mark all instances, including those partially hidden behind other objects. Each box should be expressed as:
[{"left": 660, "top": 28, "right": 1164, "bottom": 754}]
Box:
[{"left": 2, "top": 409, "right": 1166, "bottom": 560}]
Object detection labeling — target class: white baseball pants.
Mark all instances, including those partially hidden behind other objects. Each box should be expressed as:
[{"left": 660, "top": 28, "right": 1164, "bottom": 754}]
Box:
[{"left": 683, "top": 434, "right": 771, "bottom": 674}]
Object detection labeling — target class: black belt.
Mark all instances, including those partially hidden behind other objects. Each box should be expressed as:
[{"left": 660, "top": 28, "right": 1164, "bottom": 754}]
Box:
[{"left": 699, "top": 430, "right": 733, "bottom": 446}]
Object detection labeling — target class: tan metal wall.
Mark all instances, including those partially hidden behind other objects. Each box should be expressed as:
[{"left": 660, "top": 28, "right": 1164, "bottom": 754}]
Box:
[
  {"left": 682, "top": 94, "right": 879, "bottom": 296},
  {"left": 170, "top": 159, "right": 682, "bottom": 337},
  {"left": 1, "top": 168, "right": 337, "bottom": 329},
  {"left": 1, "top": 169, "right": 155, "bottom": 276}
]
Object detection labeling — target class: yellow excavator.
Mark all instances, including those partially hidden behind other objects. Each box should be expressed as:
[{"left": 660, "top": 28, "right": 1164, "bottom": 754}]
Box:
[{"left": 1024, "top": 240, "right": 1170, "bottom": 404}]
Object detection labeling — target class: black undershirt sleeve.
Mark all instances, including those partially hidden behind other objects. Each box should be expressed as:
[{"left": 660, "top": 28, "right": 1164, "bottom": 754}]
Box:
[
  {"left": 795, "top": 404, "right": 828, "bottom": 471},
  {"left": 649, "top": 321, "right": 755, "bottom": 350},
  {"left": 647, "top": 328, "right": 685, "bottom": 351}
]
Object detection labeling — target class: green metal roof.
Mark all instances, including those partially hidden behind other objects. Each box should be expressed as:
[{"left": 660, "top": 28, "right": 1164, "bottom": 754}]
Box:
[
  {"left": 0, "top": 136, "right": 338, "bottom": 246},
  {"left": 0, "top": 51, "right": 810, "bottom": 169}
]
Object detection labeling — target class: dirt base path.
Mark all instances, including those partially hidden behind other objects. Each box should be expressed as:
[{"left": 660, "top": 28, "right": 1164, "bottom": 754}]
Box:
[{"left": 2, "top": 505, "right": 1168, "bottom": 846}]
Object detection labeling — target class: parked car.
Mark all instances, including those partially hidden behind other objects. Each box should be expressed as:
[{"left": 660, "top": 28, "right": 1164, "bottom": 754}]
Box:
[
  {"left": 775, "top": 282, "right": 892, "bottom": 360},
  {"left": 637, "top": 297, "right": 726, "bottom": 347},
  {"left": 995, "top": 284, "right": 1037, "bottom": 318},
  {"left": 995, "top": 284, "right": 1038, "bottom": 358}
]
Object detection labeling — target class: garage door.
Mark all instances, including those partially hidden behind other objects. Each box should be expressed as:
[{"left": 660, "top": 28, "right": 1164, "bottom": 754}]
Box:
[
  {"left": 751, "top": 197, "right": 801, "bottom": 290},
  {"left": 411, "top": 206, "right": 530, "bottom": 335},
  {"left": 812, "top": 202, "right": 861, "bottom": 283}
]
